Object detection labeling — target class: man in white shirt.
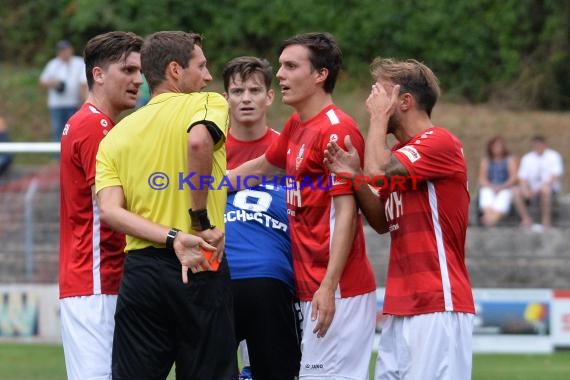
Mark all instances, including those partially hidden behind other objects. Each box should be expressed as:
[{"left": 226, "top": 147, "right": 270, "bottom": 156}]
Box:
[
  {"left": 39, "top": 40, "right": 87, "bottom": 142},
  {"left": 513, "top": 135, "right": 564, "bottom": 228}
]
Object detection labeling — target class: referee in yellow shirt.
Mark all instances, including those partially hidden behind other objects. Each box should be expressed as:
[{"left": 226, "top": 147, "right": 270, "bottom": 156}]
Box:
[{"left": 96, "top": 31, "right": 236, "bottom": 379}]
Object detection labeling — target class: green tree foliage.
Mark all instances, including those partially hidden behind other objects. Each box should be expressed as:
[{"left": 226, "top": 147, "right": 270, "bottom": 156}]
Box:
[{"left": 0, "top": 0, "right": 567, "bottom": 109}]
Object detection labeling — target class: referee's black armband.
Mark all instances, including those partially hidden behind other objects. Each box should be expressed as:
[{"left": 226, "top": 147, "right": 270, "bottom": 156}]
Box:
[
  {"left": 187, "top": 121, "right": 224, "bottom": 146},
  {"left": 189, "top": 208, "right": 215, "bottom": 231}
]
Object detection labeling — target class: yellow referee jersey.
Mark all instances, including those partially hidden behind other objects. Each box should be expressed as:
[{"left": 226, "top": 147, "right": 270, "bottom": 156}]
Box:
[{"left": 96, "top": 92, "right": 229, "bottom": 251}]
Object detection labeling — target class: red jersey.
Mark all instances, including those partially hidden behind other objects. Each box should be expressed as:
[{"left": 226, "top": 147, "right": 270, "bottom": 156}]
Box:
[
  {"left": 381, "top": 127, "right": 474, "bottom": 315},
  {"left": 227, "top": 128, "right": 279, "bottom": 168},
  {"left": 59, "top": 103, "right": 125, "bottom": 298},
  {"left": 265, "top": 104, "right": 376, "bottom": 301}
]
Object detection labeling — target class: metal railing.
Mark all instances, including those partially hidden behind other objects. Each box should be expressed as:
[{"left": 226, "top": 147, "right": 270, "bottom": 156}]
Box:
[{"left": 0, "top": 142, "right": 60, "bottom": 283}]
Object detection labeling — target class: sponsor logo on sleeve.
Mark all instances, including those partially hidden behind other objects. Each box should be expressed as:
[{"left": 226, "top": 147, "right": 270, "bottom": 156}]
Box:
[{"left": 397, "top": 146, "right": 421, "bottom": 163}]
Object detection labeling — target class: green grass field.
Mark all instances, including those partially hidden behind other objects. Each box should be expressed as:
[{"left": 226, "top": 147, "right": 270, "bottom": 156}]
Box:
[{"left": 1, "top": 343, "right": 569, "bottom": 380}]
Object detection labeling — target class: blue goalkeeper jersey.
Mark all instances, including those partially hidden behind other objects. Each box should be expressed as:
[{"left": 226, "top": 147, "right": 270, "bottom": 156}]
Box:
[{"left": 224, "top": 183, "right": 294, "bottom": 290}]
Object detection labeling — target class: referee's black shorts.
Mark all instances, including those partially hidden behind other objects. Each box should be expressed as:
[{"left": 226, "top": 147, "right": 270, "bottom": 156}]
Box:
[{"left": 112, "top": 247, "right": 236, "bottom": 380}]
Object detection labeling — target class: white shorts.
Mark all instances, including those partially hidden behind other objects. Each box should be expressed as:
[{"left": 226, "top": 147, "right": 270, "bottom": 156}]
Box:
[
  {"left": 479, "top": 187, "right": 512, "bottom": 214},
  {"left": 375, "top": 312, "right": 474, "bottom": 380},
  {"left": 60, "top": 294, "right": 118, "bottom": 380},
  {"left": 299, "top": 291, "right": 376, "bottom": 380}
]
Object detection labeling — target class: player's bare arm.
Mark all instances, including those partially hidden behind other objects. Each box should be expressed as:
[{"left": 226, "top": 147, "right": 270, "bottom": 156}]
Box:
[
  {"left": 311, "top": 194, "right": 357, "bottom": 338},
  {"left": 187, "top": 122, "right": 225, "bottom": 261},
  {"left": 384, "top": 154, "right": 409, "bottom": 178},
  {"left": 227, "top": 153, "right": 281, "bottom": 190},
  {"left": 96, "top": 185, "right": 215, "bottom": 282},
  {"left": 324, "top": 136, "right": 389, "bottom": 234}
]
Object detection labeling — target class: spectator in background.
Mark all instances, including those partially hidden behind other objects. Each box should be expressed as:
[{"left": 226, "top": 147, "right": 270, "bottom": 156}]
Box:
[
  {"left": 59, "top": 31, "right": 143, "bottom": 380},
  {"left": 477, "top": 136, "right": 518, "bottom": 227},
  {"left": 39, "top": 39, "right": 87, "bottom": 142},
  {"left": 512, "top": 135, "right": 564, "bottom": 229},
  {"left": 0, "top": 117, "right": 13, "bottom": 176}
]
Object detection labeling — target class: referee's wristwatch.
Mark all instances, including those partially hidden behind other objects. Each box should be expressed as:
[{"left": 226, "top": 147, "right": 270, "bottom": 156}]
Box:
[
  {"left": 189, "top": 208, "right": 215, "bottom": 231},
  {"left": 165, "top": 228, "right": 181, "bottom": 250}
]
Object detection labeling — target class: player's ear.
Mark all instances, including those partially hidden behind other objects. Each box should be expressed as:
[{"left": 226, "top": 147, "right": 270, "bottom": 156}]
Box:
[
  {"left": 166, "top": 61, "right": 181, "bottom": 81},
  {"left": 266, "top": 88, "right": 275, "bottom": 106},
  {"left": 315, "top": 67, "right": 328, "bottom": 86},
  {"left": 400, "top": 92, "right": 414, "bottom": 111},
  {"left": 92, "top": 67, "right": 104, "bottom": 85},
  {"left": 223, "top": 91, "right": 228, "bottom": 100}
]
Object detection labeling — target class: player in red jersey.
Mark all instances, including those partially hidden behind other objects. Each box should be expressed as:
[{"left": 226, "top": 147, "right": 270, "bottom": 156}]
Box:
[
  {"left": 228, "top": 33, "right": 377, "bottom": 379},
  {"left": 59, "top": 31, "right": 143, "bottom": 380},
  {"left": 324, "top": 58, "right": 475, "bottom": 380}
]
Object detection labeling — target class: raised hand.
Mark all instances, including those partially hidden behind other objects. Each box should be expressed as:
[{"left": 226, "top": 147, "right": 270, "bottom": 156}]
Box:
[
  {"left": 324, "top": 135, "right": 362, "bottom": 180},
  {"left": 366, "top": 83, "right": 400, "bottom": 122}
]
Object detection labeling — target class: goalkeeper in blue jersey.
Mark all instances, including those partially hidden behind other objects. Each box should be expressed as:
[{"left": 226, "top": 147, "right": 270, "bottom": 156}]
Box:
[{"left": 223, "top": 56, "right": 301, "bottom": 380}]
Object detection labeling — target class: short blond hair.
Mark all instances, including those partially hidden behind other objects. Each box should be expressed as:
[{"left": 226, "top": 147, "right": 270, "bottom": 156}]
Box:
[{"left": 370, "top": 58, "right": 440, "bottom": 117}]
